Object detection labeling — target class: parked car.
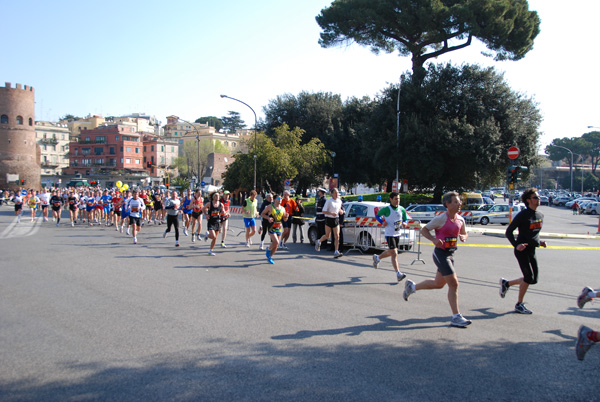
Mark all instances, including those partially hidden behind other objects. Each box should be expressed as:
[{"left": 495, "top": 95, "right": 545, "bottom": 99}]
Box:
[
  {"left": 482, "top": 196, "right": 495, "bottom": 205},
  {"left": 307, "top": 201, "right": 415, "bottom": 252},
  {"left": 553, "top": 195, "right": 573, "bottom": 206},
  {"left": 566, "top": 197, "right": 598, "bottom": 209},
  {"left": 584, "top": 202, "right": 599, "bottom": 215},
  {"left": 471, "top": 204, "right": 527, "bottom": 225},
  {"left": 405, "top": 204, "right": 446, "bottom": 223},
  {"left": 538, "top": 195, "right": 549, "bottom": 206}
]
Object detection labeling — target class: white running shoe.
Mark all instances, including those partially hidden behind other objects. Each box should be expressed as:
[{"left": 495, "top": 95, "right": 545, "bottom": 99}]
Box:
[
  {"left": 372, "top": 255, "right": 380, "bottom": 269},
  {"left": 577, "top": 287, "right": 595, "bottom": 309},
  {"left": 260, "top": 241, "right": 265, "bottom": 250},
  {"left": 403, "top": 280, "right": 415, "bottom": 301},
  {"left": 183, "top": 227, "right": 188, "bottom": 236},
  {"left": 126, "top": 228, "right": 130, "bottom": 235},
  {"left": 450, "top": 313, "right": 472, "bottom": 328},
  {"left": 133, "top": 237, "right": 137, "bottom": 244},
  {"left": 208, "top": 250, "right": 216, "bottom": 256},
  {"left": 315, "top": 240, "right": 321, "bottom": 252},
  {"left": 245, "top": 241, "right": 250, "bottom": 248},
  {"left": 576, "top": 325, "right": 595, "bottom": 360},
  {"left": 163, "top": 231, "right": 167, "bottom": 238}
]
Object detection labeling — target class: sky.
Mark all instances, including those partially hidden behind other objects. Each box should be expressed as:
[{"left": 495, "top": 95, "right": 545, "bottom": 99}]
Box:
[{"left": 2, "top": 0, "right": 599, "bottom": 153}]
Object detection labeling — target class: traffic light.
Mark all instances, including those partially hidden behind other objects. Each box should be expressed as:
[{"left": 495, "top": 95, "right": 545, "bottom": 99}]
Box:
[
  {"left": 90, "top": 180, "right": 98, "bottom": 187},
  {"left": 507, "top": 165, "right": 518, "bottom": 184},
  {"left": 147, "top": 161, "right": 152, "bottom": 169},
  {"left": 516, "top": 166, "right": 528, "bottom": 182},
  {"left": 19, "top": 179, "right": 26, "bottom": 186}
]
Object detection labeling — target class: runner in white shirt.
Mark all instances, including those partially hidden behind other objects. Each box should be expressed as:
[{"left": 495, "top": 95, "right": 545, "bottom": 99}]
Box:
[
  {"left": 12, "top": 192, "right": 23, "bottom": 223},
  {"left": 38, "top": 189, "right": 51, "bottom": 222},
  {"left": 126, "top": 189, "right": 146, "bottom": 244}
]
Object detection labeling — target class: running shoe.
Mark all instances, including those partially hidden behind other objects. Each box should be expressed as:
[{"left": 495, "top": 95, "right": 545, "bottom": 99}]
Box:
[
  {"left": 577, "top": 287, "right": 595, "bottom": 309},
  {"left": 450, "top": 314, "right": 472, "bottom": 328},
  {"left": 396, "top": 271, "right": 407, "bottom": 282},
  {"left": 175, "top": 241, "right": 180, "bottom": 247},
  {"left": 403, "top": 280, "right": 415, "bottom": 301},
  {"left": 115, "top": 225, "right": 119, "bottom": 231},
  {"left": 191, "top": 234, "right": 196, "bottom": 242},
  {"left": 203, "top": 233, "right": 208, "bottom": 242},
  {"left": 221, "top": 242, "right": 227, "bottom": 248},
  {"left": 183, "top": 227, "right": 188, "bottom": 236},
  {"left": 576, "top": 325, "right": 595, "bottom": 361},
  {"left": 133, "top": 237, "right": 137, "bottom": 245},
  {"left": 514, "top": 302, "right": 532, "bottom": 314},
  {"left": 208, "top": 250, "right": 215, "bottom": 256},
  {"left": 268, "top": 257, "right": 274, "bottom": 264},
  {"left": 126, "top": 228, "right": 130, "bottom": 235},
  {"left": 266, "top": 249, "right": 271, "bottom": 262},
  {"left": 372, "top": 255, "right": 380, "bottom": 269},
  {"left": 72, "top": 222, "right": 75, "bottom": 227},
  {"left": 280, "top": 244, "right": 288, "bottom": 250},
  {"left": 163, "top": 231, "right": 168, "bottom": 238},
  {"left": 119, "top": 225, "right": 123, "bottom": 233},
  {"left": 260, "top": 241, "right": 265, "bottom": 250},
  {"left": 499, "top": 278, "right": 510, "bottom": 298},
  {"left": 245, "top": 241, "right": 250, "bottom": 248},
  {"left": 334, "top": 250, "right": 343, "bottom": 259},
  {"left": 315, "top": 240, "right": 321, "bottom": 252}
]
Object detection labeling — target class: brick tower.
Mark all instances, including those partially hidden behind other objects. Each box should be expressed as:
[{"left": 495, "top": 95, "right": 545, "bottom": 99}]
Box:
[{"left": 0, "top": 82, "right": 40, "bottom": 191}]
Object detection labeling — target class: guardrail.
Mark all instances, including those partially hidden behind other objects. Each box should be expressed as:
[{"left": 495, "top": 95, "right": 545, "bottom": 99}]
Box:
[{"left": 344, "top": 217, "right": 424, "bottom": 264}]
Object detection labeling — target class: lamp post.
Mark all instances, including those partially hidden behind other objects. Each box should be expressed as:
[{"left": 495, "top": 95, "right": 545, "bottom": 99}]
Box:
[
  {"left": 174, "top": 116, "right": 201, "bottom": 189},
  {"left": 396, "top": 74, "right": 405, "bottom": 191},
  {"left": 331, "top": 151, "right": 336, "bottom": 189},
  {"left": 220, "top": 95, "right": 258, "bottom": 190},
  {"left": 551, "top": 144, "right": 573, "bottom": 193}
]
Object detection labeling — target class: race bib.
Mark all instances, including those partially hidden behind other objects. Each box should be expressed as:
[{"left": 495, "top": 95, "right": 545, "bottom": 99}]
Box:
[
  {"left": 131, "top": 207, "right": 139, "bottom": 212},
  {"left": 272, "top": 222, "right": 282, "bottom": 228},
  {"left": 444, "top": 237, "right": 458, "bottom": 251},
  {"left": 394, "top": 220, "right": 404, "bottom": 231}
]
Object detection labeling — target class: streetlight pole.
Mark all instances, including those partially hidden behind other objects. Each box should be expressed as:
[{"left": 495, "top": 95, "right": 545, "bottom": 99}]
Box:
[
  {"left": 551, "top": 144, "right": 573, "bottom": 193},
  {"left": 331, "top": 151, "right": 336, "bottom": 189},
  {"left": 220, "top": 95, "right": 258, "bottom": 190},
  {"left": 396, "top": 74, "right": 405, "bottom": 192},
  {"left": 174, "top": 116, "right": 201, "bottom": 190}
]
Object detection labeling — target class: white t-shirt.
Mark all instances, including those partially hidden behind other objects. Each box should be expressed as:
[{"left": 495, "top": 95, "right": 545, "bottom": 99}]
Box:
[
  {"left": 323, "top": 197, "right": 343, "bottom": 217},
  {"left": 38, "top": 192, "right": 50, "bottom": 206}
]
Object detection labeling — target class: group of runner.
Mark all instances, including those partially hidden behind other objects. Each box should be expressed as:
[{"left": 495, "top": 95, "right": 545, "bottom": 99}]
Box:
[{"left": 5, "top": 185, "right": 598, "bottom": 359}]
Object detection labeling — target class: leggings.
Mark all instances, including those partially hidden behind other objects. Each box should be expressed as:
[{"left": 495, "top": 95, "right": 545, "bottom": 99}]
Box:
[
  {"left": 166, "top": 214, "right": 179, "bottom": 241},
  {"left": 261, "top": 218, "right": 269, "bottom": 241},
  {"left": 514, "top": 247, "right": 538, "bottom": 284}
]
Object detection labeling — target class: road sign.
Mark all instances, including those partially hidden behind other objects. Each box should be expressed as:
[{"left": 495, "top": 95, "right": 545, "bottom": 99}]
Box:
[
  {"left": 508, "top": 146, "right": 520, "bottom": 160},
  {"left": 284, "top": 179, "right": 291, "bottom": 186},
  {"left": 200, "top": 181, "right": 206, "bottom": 187}
]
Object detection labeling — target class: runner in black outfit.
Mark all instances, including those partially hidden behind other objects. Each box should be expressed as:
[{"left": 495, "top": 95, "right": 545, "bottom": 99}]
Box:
[
  {"left": 499, "top": 188, "right": 547, "bottom": 314},
  {"left": 49, "top": 190, "right": 63, "bottom": 227},
  {"left": 315, "top": 188, "right": 327, "bottom": 247},
  {"left": 258, "top": 193, "right": 272, "bottom": 250}
]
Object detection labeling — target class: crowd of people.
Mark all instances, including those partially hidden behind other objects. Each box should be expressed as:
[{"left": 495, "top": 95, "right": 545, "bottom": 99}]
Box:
[{"left": 2, "top": 185, "right": 598, "bottom": 359}]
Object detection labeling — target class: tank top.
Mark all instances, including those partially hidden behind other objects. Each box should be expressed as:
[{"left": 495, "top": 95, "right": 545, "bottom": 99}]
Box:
[
  {"left": 434, "top": 213, "right": 464, "bottom": 252},
  {"left": 270, "top": 206, "right": 285, "bottom": 233}
]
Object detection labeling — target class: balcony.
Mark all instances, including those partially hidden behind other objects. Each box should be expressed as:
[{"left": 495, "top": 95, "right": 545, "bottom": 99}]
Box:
[
  {"left": 41, "top": 161, "right": 59, "bottom": 168},
  {"left": 40, "top": 137, "right": 58, "bottom": 145}
]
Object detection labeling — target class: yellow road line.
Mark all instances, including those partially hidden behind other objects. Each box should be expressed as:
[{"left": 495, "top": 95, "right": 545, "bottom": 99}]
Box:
[{"left": 417, "top": 243, "right": 600, "bottom": 250}]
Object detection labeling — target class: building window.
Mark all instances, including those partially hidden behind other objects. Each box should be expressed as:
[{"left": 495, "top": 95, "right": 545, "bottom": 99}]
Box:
[
  {"left": 16, "top": 116, "right": 23, "bottom": 125},
  {"left": 29, "top": 118, "right": 33, "bottom": 126},
  {"left": 0, "top": 115, "right": 8, "bottom": 124},
  {"left": 126, "top": 147, "right": 132, "bottom": 152},
  {"left": 135, "top": 159, "right": 140, "bottom": 164},
  {"left": 126, "top": 158, "right": 131, "bottom": 164},
  {"left": 151, "top": 145, "right": 154, "bottom": 151},
  {"left": 135, "top": 148, "right": 140, "bottom": 153},
  {"left": 143, "top": 146, "right": 146, "bottom": 152},
  {"left": 82, "top": 148, "right": 91, "bottom": 155},
  {"left": 94, "top": 147, "right": 103, "bottom": 155},
  {"left": 115, "top": 135, "right": 119, "bottom": 141},
  {"left": 109, "top": 147, "right": 115, "bottom": 155}
]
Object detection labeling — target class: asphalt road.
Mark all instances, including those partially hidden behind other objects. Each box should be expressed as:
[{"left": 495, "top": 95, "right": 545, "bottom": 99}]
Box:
[{"left": 0, "top": 204, "right": 598, "bottom": 401}]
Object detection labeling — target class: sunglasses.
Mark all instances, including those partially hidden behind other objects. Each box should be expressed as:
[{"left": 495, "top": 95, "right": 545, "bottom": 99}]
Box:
[{"left": 531, "top": 196, "right": 539, "bottom": 199}]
